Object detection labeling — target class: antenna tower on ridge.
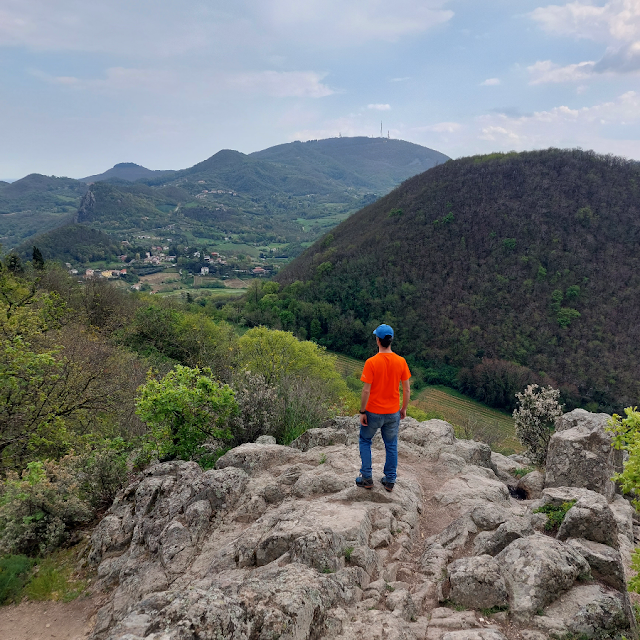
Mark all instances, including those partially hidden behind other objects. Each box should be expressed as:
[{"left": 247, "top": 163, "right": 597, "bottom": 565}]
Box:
[{"left": 380, "top": 121, "right": 383, "bottom": 137}]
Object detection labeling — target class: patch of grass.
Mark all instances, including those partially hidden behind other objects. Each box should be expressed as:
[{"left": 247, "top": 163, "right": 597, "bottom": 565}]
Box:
[
  {"left": 343, "top": 546, "right": 354, "bottom": 561},
  {"left": 480, "top": 605, "right": 509, "bottom": 617},
  {"left": 533, "top": 500, "right": 576, "bottom": 532},
  {"left": 385, "top": 583, "right": 395, "bottom": 592},
  {"left": 24, "top": 549, "right": 89, "bottom": 602},
  {"left": 319, "top": 453, "right": 327, "bottom": 464},
  {"left": 0, "top": 555, "right": 34, "bottom": 604},
  {"left": 442, "top": 599, "right": 466, "bottom": 612},
  {"left": 320, "top": 566, "right": 334, "bottom": 574},
  {"left": 406, "top": 405, "right": 445, "bottom": 421},
  {"left": 512, "top": 467, "right": 534, "bottom": 479}
]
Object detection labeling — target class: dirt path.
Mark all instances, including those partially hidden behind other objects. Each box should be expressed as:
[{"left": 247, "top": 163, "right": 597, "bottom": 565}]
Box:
[{"left": 0, "top": 598, "right": 97, "bottom": 640}]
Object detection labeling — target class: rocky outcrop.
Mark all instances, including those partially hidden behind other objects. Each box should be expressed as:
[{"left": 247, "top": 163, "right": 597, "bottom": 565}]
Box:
[
  {"left": 545, "top": 408, "right": 623, "bottom": 500},
  {"left": 88, "top": 413, "right": 637, "bottom": 640}
]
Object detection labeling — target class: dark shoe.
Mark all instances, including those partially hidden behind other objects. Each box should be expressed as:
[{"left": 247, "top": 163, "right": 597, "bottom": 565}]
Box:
[
  {"left": 356, "top": 476, "right": 373, "bottom": 490},
  {"left": 380, "top": 477, "right": 395, "bottom": 492}
]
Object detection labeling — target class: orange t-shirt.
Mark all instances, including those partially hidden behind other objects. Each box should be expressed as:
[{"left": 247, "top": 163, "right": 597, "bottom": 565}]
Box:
[{"left": 360, "top": 352, "right": 411, "bottom": 414}]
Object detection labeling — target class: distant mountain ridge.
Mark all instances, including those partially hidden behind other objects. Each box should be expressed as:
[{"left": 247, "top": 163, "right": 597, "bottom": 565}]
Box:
[
  {"left": 81, "top": 162, "right": 170, "bottom": 183},
  {"left": 1, "top": 137, "right": 449, "bottom": 250}
]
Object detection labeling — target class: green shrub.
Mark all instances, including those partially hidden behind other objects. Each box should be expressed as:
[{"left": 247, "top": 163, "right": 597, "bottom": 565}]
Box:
[
  {"left": 512, "top": 467, "right": 534, "bottom": 479},
  {"left": 0, "top": 461, "right": 92, "bottom": 556},
  {"left": 0, "top": 555, "right": 34, "bottom": 603},
  {"left": 406, "top": 405, "right": 429, "bottom": 421},
  {"left": 533, "top": 500, "right": 576, "bottom": 531},
  {"left": 135, "top": 365, "right": 238, "bottom": 463},
  {"left": 74, "top": 439, "right": 129, "bottom": 509}
]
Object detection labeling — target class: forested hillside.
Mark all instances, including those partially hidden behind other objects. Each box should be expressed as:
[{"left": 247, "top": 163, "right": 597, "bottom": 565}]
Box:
[{"left": 266, "top": 149, "right": 640, "bottom": 411}]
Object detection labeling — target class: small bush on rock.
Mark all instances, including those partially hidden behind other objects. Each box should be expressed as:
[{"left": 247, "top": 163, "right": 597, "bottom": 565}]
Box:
[
  {"left": 513, "top": 384, "right": 563, "bottom": 465},
  {"left": 533, "top": 500, "right": 576, "bottom": 531}
]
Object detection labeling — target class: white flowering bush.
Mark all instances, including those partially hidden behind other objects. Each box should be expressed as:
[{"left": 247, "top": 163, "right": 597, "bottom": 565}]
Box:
[{"left": 513, "top": 384, "right": 564, "bottom": 466}]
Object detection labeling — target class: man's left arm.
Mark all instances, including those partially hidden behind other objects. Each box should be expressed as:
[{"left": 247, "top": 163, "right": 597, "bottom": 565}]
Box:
[
  {"left": 360, "top": 383, "right": 371, "bottom": 425},
  {"left": 400, "top": 378, "right": 410, "bottom": 419}
]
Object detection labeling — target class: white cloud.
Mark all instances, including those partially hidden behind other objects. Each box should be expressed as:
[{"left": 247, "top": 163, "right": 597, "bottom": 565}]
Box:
[
  {"left": 0, "top": 0, "right": 218, "bottom": 56},
  {"left": 528, "top": 60, "right": 596, "bottom": 84},
  {"left": 258, "top": 0, "right": 454, "bottom": 45},
  {"left": 480, "top": 78, "right": 501, "bottom": 86},
  {"left": 367, "top": 104, "right": 391, "bottom": 111},
  {"left": 417, "top": 121, "right": 462, "bottom": 133},
  {"left": 475, "top": 91, "right": 640, "bottom": 154},
  {"left": 530, "top": 0, "right": 640, "bottom": 80},
  {"left": 390, "top": 77, "right": 411, "bottom": 82},
  {"left": 230, "top": 71, "right": 334, "bottom": 98},
  {"left": 0, "top": 0, "right": 453, "bottom": 55},
  {"left": 31, "top": 67, "right": 334, "bottom": 100},
  {"left": 409, "top": 92, "right": 640, "bottom": 161}
]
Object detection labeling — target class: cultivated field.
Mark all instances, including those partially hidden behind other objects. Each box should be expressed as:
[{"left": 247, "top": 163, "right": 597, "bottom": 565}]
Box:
[{"left": 413, "top": 386, "right": 520, "bottom": 454}]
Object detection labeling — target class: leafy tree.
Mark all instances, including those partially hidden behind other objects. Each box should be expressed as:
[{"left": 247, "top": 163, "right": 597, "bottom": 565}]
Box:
[
  {"left": 32, "top": 246, "right": 44, "bottom": 270},
  {"left": 135, "top": 365, "right": 238, "bottom": 462},
  {"left": 237, "top": 327, "right": 355, "bottom": 441},
  {"left": 513, "top": 384, "right": 564, "bottom": 465}
]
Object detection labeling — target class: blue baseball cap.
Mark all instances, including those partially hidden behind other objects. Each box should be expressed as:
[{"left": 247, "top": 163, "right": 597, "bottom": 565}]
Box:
[{"left": 373, "top": 324, "right": 394, "bottom": 339}]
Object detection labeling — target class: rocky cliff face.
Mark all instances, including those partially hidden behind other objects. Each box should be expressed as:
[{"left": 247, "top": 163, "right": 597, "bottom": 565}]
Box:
[{"left": 88, "top": 414, "right": 638, "bottom": 640}]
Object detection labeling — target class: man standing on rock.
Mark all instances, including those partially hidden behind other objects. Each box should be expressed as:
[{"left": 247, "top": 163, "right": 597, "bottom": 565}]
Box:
[{"left": 356, "top": 324, "right": 411, "bottom": 492}]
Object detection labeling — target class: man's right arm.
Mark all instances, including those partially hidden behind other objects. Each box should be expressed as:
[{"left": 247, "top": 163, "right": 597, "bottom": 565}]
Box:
[{"left": 400, "top": 379, "right": 410, "bottom": 419}]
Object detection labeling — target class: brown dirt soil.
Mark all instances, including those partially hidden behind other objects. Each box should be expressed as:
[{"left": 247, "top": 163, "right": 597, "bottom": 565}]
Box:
[{"left": 0, "top": 597, "right": 97, "bottom": 640}]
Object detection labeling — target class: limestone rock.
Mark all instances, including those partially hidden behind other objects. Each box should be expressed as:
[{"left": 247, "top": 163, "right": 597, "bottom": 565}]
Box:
[
  {"left": 545, "top": 408, "right": 623, "bottom": 500},
  {"left": 428, "top": 607, "right": 481, "bottom": 630},
  {"left": 255, "top": 434, "right": 276, "bottom": 444},
  {"left": 435, "top": 473, "right": 510, "bottom": 512},
  {"left": 473, "top": 515, "right": 535, "bottom": 556},
  {"left": 557, "top": 495, "right": 619, "bottom": 548},
  {"left": 495, "top": 534, "right": 591, "bottom": 621},
  {"left": 290, "top": 427, "right": 348, "bottom": 451},
  {"left": 539, "top": 583, "right": 630, "bottom": 638},
  {"left": 491, "top": 452, "right": 520, "bottom": 482},
  {"left": 516, "top": 471, "right": 544, "bottom": 499},
  {"left": 445, "top": 555, "right": 508, "bottom": 610},
  {"left": 292, "top": 470, "right": 351, "bottom": 498},
  {"left": 566, "top": 538, "right": 626, "bottom": 591},
  {"left": 440, "top": 632, "right": 507, "bottom": 640},
  {"left": 385, "top": 588, "right": 417, "bottom": 621},
  {"left": 470, "top": 503, "right": 509, "bottom": 531},
  {"left": 215, "top": 442, "right": 301, "bottom": 474}
]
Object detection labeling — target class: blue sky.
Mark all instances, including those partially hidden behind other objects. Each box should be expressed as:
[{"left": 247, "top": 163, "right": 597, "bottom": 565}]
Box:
[{"left": 1, "top": 0, "right": 639, "bottom": 179}]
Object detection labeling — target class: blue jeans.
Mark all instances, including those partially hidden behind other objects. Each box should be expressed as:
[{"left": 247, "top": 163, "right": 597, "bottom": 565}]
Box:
[{"left": 359, "top": 411, "right": 400, "bottom": 483}]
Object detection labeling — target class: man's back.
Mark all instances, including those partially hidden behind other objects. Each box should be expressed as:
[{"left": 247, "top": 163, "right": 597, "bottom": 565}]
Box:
[{"left": 361, "top": 352, "right": 411, "bottom": 414}]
